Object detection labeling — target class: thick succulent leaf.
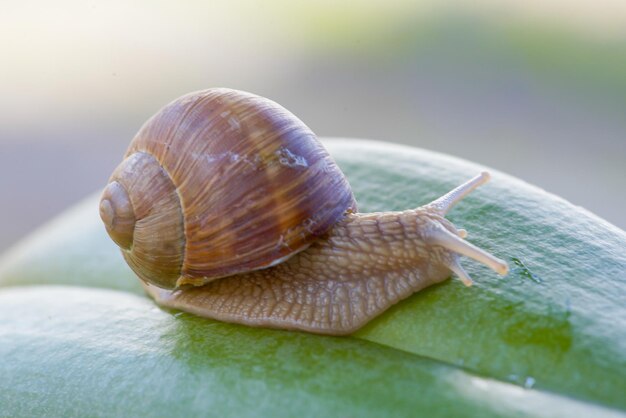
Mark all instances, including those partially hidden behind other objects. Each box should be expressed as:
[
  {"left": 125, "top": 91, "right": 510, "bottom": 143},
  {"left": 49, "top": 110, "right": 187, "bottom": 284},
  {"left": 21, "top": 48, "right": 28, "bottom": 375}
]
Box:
[
  {"left": 0, "top": 286, "right": 622, "bottom": 418},
  {"left": 1, "top": 138, "right": 625, "bottom": 415}
]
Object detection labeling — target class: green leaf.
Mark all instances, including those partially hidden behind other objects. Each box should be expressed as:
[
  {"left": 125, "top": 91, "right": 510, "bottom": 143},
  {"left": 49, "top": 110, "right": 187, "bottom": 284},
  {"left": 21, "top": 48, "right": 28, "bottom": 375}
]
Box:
[
  {"left": 1, "top": 138, "right": 625, "bottom": 416},
  {"left": 0, "top": 286, "right": 621, "bottom": 418}
]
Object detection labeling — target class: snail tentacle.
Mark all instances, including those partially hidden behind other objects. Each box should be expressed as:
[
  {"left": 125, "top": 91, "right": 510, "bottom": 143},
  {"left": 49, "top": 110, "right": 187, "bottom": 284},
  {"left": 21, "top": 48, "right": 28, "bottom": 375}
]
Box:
[
  {"left": 425, "top": 171, "right": 490, "bottom": 216},
  {"left": 424, "top": 223, "right": 509, "bottom": 277},
  {"left": 447, "top": 257, "right": 474, "bottom": 287}
]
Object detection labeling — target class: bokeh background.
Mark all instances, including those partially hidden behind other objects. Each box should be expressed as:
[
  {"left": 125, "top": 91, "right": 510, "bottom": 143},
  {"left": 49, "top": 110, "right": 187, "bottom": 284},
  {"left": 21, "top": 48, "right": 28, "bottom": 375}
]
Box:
[{"left": 1, "top": 0, "right": 625, "bottom": 253}]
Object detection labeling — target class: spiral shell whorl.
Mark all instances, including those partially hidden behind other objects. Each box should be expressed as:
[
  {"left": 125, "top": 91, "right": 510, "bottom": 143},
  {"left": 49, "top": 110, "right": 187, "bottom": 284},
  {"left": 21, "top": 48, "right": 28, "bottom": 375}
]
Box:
[
  {"left": 101, "top": 152, "right": 186, "bottom": 289},
  {"left": 100, "top": 181, "right": 135, "bottom": 249}
]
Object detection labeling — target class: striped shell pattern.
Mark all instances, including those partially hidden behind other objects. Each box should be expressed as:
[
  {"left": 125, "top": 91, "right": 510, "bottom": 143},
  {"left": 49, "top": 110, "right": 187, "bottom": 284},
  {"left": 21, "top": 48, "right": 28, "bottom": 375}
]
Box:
[{"left": 100, "top": 89, "right": 356, "bottom": 289}]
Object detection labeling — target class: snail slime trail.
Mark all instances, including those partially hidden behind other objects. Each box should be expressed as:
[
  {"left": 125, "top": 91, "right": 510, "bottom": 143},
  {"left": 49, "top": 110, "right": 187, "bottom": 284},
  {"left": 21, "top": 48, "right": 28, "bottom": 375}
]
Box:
[{"left": 100, "top": 88, "right": 508, "bottom": 335}]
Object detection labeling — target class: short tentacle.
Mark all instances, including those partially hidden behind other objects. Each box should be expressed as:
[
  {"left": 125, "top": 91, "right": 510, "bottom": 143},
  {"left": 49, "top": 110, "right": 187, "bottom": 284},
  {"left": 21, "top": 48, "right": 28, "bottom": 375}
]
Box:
[{"left": 447, "top": 258, "right": 474, "bottom": 287}]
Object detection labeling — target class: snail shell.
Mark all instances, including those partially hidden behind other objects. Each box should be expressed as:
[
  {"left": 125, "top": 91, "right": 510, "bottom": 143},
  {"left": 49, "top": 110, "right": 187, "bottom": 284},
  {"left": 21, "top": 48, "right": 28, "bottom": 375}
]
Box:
[{"left": 100, "top": 88, "right": 356, "bottom": 289}]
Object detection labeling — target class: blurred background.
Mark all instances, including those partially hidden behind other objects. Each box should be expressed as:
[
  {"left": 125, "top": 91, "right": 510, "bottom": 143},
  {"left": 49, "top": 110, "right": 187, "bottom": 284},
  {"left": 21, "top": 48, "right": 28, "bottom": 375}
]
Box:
[{"left": 1, "top": 0, "right": 625, "bottom": 252}]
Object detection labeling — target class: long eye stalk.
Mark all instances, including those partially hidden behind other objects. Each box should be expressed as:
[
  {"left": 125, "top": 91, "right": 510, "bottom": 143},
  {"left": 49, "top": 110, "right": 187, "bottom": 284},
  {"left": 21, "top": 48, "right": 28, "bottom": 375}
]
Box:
[{"left": 425, "top": 171, "right": 491, "bottom": 216}]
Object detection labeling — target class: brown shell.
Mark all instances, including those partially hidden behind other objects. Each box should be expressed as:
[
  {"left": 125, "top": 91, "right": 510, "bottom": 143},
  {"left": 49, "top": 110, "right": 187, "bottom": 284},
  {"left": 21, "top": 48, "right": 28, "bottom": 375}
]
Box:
[{"left": 101, "top": 88, "right": 356, "bottom": 289}]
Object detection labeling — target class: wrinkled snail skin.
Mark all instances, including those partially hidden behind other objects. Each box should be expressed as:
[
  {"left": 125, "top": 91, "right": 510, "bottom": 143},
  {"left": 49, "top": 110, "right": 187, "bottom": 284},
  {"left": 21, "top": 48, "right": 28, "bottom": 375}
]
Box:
[
  {"left": 100, "top": 88, "right": 509, "bottom": 335},
  {"left": 143, "top": 172, "right": 508, "bottom": 335}
]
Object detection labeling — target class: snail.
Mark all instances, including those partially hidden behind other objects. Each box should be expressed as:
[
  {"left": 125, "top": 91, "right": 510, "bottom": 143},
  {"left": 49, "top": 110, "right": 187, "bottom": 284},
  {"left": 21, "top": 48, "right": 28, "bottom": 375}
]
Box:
[{"left": 100, "top": 88, "right": 509, "bottom": 335}]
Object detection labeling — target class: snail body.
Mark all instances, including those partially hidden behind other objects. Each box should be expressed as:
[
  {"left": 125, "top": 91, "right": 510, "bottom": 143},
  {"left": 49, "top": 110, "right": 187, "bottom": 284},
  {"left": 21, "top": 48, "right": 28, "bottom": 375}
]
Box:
[{"left": 101, "top": 88, "right": 508, "bottom": 335}]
